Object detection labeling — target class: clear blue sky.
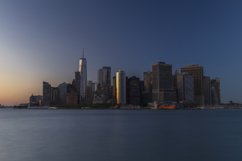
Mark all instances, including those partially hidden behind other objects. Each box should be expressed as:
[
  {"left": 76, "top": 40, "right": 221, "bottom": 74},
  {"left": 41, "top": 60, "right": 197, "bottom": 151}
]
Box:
[{"left": 0, "top": 0, "right": 242, "bottom": 105}]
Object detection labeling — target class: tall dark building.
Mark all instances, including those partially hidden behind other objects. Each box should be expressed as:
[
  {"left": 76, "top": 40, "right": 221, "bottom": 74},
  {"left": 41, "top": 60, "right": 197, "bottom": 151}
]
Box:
[
  {"left": 203, "top": 76, "right": 211, "bottom": 105},
  {"left": 127, "top": 76, "right": 141, "bottom": 105},
  {"left": 181, "top": 65, "right": 204, "bottom": 105},
  {"left": 139, "top": 80, "right": 145, "bottom": 106},
  {"left": 143, "top": 71, "right": 152, "bottom": 103},
  {"left": 86, "top": 81, "right": 95, "bottom": 104},
  {"left": 51, "top": 87, "right": 59, "bottom": 105},
  {"left": 211, "top": 79, "right": 221, "bottom": 105},
  {"left": 98, "top": 66, "right": 111, "bottom": 86},
  {"left": 95, "top": 66, "right": 112, "bottom": 103},
  {"left": 74, "top": 71, "right": 81, "bottom": 103},
  {"left": 58, "top": 82, "right": 68, "bottom": 105},
  {"left": 112, "top": 76, "right": 116, "bottom": 102},
  {"left": 43, "top": 81, "right": 51, "bottom": 106},
  {"left": 152, "top": 62, "right": 176, "bottom": 103},
  {"left": 175, "top": 71, "right": 194, "bottom": 103},
  {"left": 58, "top": 82, "right": 78, "bottom": 105},
  {"left": 66, "top": 84, "right": 78, "bottom": 105}
]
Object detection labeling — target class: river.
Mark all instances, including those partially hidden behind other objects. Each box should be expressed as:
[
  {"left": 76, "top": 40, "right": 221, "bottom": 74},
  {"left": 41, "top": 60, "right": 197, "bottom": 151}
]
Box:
[{"left": 0, "top": 109, "right": 241, "bottom": 161}]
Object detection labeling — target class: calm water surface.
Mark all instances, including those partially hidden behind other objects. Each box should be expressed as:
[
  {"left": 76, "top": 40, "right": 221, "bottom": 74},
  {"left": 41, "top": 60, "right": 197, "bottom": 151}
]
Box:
[{"left": 0, "top": 109, "right": 242, "bottom": 161}]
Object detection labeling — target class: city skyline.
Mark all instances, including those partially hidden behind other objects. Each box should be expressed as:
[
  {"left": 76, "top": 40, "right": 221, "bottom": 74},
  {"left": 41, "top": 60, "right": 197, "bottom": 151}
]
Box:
[
  {"left": 3, "top": 54, "right": 221, "bottom": 106},
  {"left": 30, "top": 58, "right": 220, "bottom": 108},
  {"left": 1, "top": 0, "right": 242, "bottom": 105}
]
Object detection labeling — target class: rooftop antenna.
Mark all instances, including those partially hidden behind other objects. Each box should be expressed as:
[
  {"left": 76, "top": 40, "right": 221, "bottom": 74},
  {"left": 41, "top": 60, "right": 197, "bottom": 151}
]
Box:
[{"left": 82, "top": 48, "right": 85, "bottom": 58}]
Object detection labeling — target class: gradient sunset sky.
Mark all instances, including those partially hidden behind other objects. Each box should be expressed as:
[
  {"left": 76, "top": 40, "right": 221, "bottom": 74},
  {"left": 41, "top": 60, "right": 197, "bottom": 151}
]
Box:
[{"left": 1, "top": 0, "right": 242, "bottom": 105}]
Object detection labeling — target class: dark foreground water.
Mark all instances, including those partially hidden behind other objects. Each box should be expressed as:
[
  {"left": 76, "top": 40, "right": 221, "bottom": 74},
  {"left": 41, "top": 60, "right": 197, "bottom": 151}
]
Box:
[{"left": 0, "top": 109, "right": 242, "bottom": 161}]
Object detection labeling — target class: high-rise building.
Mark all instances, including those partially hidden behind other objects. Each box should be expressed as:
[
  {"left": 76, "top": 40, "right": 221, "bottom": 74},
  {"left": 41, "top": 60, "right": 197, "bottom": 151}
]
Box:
[
  {"left": 79, "top": 53, "right": 87, "bottom": 102},
  {"left": 74, "top": 71, "right": 80, "bottom": 103},
  {"left": 102, "top": 66, "right": 111, "bottom": 86},
  {"left": 58, "top": 82, "right": 68, "bottom": 105},
  {"left": 43, "top": 81, "right": 51, "bottom": 106},
  {"left": 43, "top": 82, "right": 61, "bottom": 106},
  {"left": 152, "top": 62, "right": 176, "bottom": 103},
  {"left": 143, "top": 71, "right": 152, "bottom": 103},
  {"left": 211, "top": 79, "right": 221, "bottom": 105},
  {"left": 66, "top": 84, "right": 78, "bottom": 105},
  {"left": 98, "top": 66, "right": 111, "bottom": 86},
  {"left": 112, "top": 76, "right": 116, "bottom": 101},
  {"left": 127, "top": 76, "right": 141, "bottom": 105},
  {"left": 203, "top": 76, "right": 211, "bottom": 105},
  {"left": 116, "top": 70, "right": 126, "bottom": 105},
  {"left": 96, "top": 66, "right": 112, "bottom": 103},
  {"left": 181, "top": 65, "right": 204, "bottom": 105},
  {"left": 86, "top": 81, "right": 95, "bottom": 104},
  {"left": 58, "top": 82, "right": 78, "bottom": 105},
  {"left": 175, "top": 72, "right": 194, "bottom": 103},
  {"left": 51, "top": 87, "right": 59, "bottom": 105}
]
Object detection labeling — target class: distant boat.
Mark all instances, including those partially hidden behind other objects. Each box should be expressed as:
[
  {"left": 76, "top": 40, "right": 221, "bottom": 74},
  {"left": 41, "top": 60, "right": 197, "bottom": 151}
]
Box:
[{"left": 158, "top": 102, "right": 177, "bottom": 110}]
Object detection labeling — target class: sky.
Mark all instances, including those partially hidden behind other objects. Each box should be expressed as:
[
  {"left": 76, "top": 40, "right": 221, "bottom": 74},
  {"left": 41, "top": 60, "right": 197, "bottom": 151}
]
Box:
[{"left": 0, "top": 0, "right": 242, "bottom": 105}]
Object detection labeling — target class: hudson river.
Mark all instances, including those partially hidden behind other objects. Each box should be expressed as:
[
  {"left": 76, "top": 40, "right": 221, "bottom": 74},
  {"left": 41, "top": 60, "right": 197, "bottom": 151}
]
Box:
[{"left": 0, "top": 109, "right": 242, "bottom": 161}]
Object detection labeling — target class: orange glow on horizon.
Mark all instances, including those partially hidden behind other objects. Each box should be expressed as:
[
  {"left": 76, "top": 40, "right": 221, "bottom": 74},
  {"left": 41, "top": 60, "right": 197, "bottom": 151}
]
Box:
[{"left": 0, "top": 71, "right": 41, "bottom": 106}]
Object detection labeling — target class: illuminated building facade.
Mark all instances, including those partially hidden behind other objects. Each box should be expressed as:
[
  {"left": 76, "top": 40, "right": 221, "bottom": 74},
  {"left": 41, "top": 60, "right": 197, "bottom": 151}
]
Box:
[
  {"left": 116, "top": 70, "right": 126, "bottom": 105},
  {"left": 79, "top": 54, "right": 87, "bottom": 102}
]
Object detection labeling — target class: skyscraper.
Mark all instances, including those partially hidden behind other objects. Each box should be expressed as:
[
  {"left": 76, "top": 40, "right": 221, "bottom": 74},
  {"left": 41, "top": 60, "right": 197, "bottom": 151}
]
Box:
[
  {"left": 203, "top": 76, "right": 211, "bottom": 105},
  {"left": 211, "top": 79, "right": 221, "bottom": 105},
  {"left": 58, "top": 82, "right": 68, "bottom": 105},
  {"left": 66, "top": 84, "right": 78, "bottom": 105},
  {"left": 98, "top": 66, "right": 111, "bottom": 86},
  {"left": 51, "top": 87, "right": 59, "bottom": 105},
  {"left": 116, "top": 70, "right": 126, "bottom": 105},
  {"left": 79, "top": 52, "right": 87, "bottom": 102},
  {"left": 175, "top": 71, "right": 194, "bottom": 103},
  {"left": 43, "top": 81, "right": 51, "bottom": 106},
  {"left": 102, "top": 66, "right": 111, "bottom": 86},
  {"left": 181, "top": 65, "right": 204, "bottom": 105},
  {"left": 86, "top": 81, "right": 95, "bottom": 104},
  {"left": 112, "top": 76, "right": 116, "bottom": 101},
  {"left": 152, "top": 62, "right": 176, "bottom": 103},
  {"left": 143, "top": 71, "right": 152, "bottom": 103},
  {"left": 127, "top": 76, "right": 141, "bottom": 105},
  {"left": 96, "top": 66, "right": 112, "bottom": 103},
  {"left": 74, "top": 71, "right": 80, "bottom": 103}
]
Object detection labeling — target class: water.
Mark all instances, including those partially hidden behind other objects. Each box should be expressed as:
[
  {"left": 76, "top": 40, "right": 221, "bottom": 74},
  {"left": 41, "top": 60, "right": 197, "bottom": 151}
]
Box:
[{"left": 0, "top": 109, "right": 242, "bottom": 161}]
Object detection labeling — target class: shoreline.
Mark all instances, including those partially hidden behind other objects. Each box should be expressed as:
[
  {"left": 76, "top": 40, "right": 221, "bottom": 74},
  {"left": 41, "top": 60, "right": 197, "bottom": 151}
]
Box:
[{"left": 2, "top": 105, "right": 242, "bottom": 110}]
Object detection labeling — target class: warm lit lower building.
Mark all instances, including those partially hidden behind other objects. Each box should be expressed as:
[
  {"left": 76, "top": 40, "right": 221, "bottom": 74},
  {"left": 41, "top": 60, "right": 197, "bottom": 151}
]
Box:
[{"left": 116, "top": 70, "right": 126, "bottom": 105}]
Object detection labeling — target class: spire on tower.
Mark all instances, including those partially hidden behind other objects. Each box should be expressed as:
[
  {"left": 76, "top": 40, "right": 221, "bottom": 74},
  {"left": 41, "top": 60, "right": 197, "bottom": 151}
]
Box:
[{"left": 82, "top": 48, "right": 85, "bottom": 58}]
